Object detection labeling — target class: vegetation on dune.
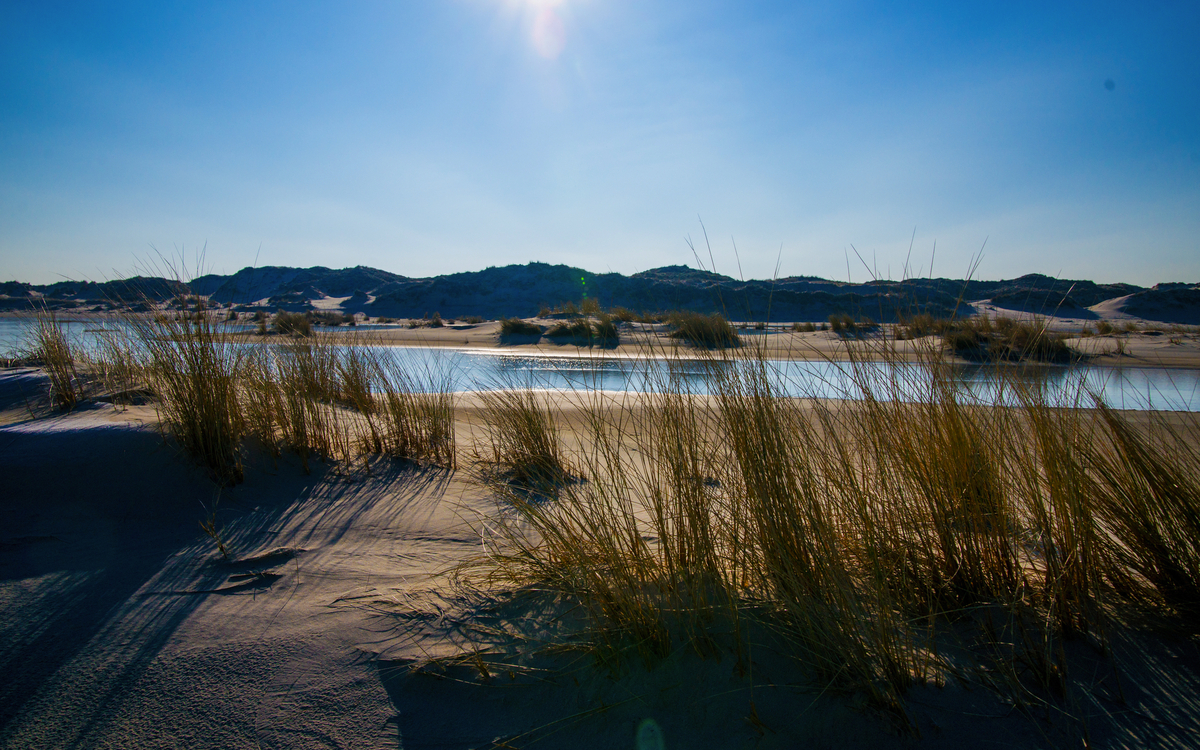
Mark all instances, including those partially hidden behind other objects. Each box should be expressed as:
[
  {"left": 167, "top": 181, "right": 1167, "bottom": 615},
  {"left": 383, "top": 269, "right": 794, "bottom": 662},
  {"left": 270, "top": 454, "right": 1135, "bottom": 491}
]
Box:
[
  {"left": 475, "top": 388, "right": 570, "bottom": 492},
  {"left": 499, "top": 318, "right": 543, "bottom": 338},
  {"left": 545, "top": 319, "right": 592, "bottom": 341},
  {"left": 29, "top": 308, "right": 85, "bottom": 409},
  {"left": 667, "top": 310, "right": 739, "bottom": 348},
  {"left": 533, "top": 313, "right": 620, "bottom": 347},
  {"left": 609, "top": 306, "right": 637, "bottom": 323},
  {"left": 827, "top": 313, "right": 878, "bottom": 337},
  {"left": 273, "top": 310, "right": 313, "bottom": 337},
  {"left": 891, "top": 312, "right": 1075, "bottom": 362},
  {"left": 467, "top": 339, "right": 1200, "bottom": 731},
  {"left": 945, "top": 315, "right": 1072, "bottom": 362},
  {"left": 63, "top": 298, "right": 458, "bottom": 483},
  {"left": 310, "top": 310, "right": 354, "bottom": 327},
  {"left": 592, "top": 313, "right": 619, "bottom": 345}
]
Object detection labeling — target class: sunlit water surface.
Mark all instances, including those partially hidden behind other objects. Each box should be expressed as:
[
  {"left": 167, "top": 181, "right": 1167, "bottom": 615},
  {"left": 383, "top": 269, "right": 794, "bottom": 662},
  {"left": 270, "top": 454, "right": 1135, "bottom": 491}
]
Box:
[{"left": 2, "top": 318, "right": 1197, "bottom": 411}]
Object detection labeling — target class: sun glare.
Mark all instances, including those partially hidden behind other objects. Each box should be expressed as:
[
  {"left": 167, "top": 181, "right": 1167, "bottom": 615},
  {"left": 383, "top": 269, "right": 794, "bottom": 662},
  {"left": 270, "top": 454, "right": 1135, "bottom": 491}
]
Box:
[{"left": 531, "top": 7, "right": 567, "bottom": 59}]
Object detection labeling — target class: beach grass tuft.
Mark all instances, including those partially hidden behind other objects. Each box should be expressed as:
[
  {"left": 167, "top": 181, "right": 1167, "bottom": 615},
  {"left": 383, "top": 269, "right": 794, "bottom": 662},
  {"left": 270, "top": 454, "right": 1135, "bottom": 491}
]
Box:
[
  {"left": 667, "top": 311, "right": 740, "bottom": 348},
  {"left": 30, "top": 308, "right": 85, "bottom": 410},
  {"left": 464, "top": 336, "right": 1200, "bottom": 726}
]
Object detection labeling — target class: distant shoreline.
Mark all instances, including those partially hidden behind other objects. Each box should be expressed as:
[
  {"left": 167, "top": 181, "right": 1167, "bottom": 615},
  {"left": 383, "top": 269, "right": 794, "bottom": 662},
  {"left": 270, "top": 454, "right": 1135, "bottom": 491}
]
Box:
[{"left": 4, "top": 310, "right": 1198, "bottom": 370}]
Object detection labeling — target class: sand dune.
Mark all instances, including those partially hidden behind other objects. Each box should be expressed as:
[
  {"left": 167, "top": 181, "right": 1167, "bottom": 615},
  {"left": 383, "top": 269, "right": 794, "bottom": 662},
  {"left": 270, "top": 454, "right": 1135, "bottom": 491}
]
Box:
[{"left": 4, "top": 369, "right": 1200, "bottom": 748}]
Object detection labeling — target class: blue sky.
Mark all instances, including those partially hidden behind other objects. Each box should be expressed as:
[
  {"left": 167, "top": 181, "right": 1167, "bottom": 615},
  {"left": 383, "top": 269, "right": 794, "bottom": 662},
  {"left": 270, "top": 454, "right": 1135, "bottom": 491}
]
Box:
[{"left": 1, "top": 0, "right": 1197, "bottom": 286}]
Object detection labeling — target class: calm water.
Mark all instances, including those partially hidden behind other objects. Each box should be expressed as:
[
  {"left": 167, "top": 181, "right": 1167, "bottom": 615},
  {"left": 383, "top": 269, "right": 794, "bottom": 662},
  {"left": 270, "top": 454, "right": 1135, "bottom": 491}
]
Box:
[{"left": 2, "top": 317, "right": 1197, "bottom": 411}]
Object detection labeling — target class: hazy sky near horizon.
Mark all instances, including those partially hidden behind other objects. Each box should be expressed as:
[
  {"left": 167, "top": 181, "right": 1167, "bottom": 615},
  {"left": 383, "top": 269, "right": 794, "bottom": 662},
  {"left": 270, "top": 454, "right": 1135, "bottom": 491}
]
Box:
[{"left": 1, "top": 1, "right": 1197, "bottom": 286}]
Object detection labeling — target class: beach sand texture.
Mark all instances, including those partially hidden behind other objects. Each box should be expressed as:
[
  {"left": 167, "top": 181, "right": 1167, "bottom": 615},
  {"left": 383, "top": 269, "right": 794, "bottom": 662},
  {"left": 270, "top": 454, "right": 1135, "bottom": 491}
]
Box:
[{"left": 3, "top": 360, "right": 1200, "bottom": 748}]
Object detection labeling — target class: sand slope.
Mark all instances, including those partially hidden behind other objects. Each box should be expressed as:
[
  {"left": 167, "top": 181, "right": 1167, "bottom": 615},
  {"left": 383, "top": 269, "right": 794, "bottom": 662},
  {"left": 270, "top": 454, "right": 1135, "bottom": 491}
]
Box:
[
  {"left": 4, "top": 372, "right": 1200, "bottom": 748},
  {"left": 0, "top": 394, "right": 485, "bottom": 749}
]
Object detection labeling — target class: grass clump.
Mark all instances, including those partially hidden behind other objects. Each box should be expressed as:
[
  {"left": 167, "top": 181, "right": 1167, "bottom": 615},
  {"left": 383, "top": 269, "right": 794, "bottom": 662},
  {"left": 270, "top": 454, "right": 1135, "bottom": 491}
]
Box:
[
  {"left": 467, "top": 339, "right": 1200, "bottom": 727},
  {"left": 592, "top": 314, "right": 619, "bottom": 346},
  {"left": 609, "top": 307, "right": 637, "bottom": 323},
  {"left": 895, "top": 312, "right": 948, "bottom": 340},
  {"left": 274, "top": 310, "right": 313, "bottom": 337},
  {"left": 311, "top": 311, "right": 352, "bottom": 327},
  {"left": 941, "top": 315, "right": 1073, "bottom": 362},
  {"left": 1088, "top": 402, "right": 1200, "bottom": 618},
  {"left": 828, "top": 313, "right": 879, "bottom": 337},
  {"left": 132, "top": 303, "right": 248, "bottom": 483},
  {"left": 103, "top": 299, "right": 456, "bottom": 479},
  {"left": 667, "top": 311, "right": 739, "bottom": 349},
  {"left": 367, "top": 350, "right": 456, "bottom": 467},
  {"left": 476, "top": 388, "right": 569, "bottom": 491},
  {"left": 499, "top": 318, "right": 543, "bottom": 339},
  {"left": 30, "top": 308, "right": 85, "bottom": 410},
  {"left": 546, "top": 319, "right": 593, "bottom": 342}
]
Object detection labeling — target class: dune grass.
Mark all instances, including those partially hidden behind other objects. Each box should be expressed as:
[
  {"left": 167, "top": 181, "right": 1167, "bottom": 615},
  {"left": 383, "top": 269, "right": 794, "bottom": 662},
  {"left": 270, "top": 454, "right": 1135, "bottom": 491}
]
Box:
[
  {"left": 97, "top": 302, "right": 456, "bottom": 482},
  {"left": 499, "top": 318, "right": 543, "bottom": 338},
  {"left": 29, "top": 308, "right": 85, "bottom": 410},
  {"left": 667, "top": 310, "right": 740, "bottom": 348},
  {"left": 942, "top": 314, "right": 1073, "bottom": 362},
  {"left": 466, "top": 338, "right": 1200, "bottom": 726},
  {"left": 545, "top": 319, "right": 592, "bottom": 341},
  {"left": 273, "top": 310, "right": 313, "bottom": 337},
  {"left": 475, "top": 388, "right": 570, "bottom": 492}
]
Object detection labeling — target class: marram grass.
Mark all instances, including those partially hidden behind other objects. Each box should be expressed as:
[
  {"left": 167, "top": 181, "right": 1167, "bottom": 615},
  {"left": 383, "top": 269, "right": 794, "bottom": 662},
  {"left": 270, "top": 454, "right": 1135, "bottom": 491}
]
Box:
[{"left": 467, "top": 336, "right": 1200, "bottom": 726}]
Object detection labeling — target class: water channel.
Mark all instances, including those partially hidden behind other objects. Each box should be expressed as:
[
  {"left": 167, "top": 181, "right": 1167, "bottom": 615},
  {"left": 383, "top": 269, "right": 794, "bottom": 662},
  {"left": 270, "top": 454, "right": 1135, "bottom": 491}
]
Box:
[{"left": 2, "top": 317, "right": 1197, "bottom": 411}]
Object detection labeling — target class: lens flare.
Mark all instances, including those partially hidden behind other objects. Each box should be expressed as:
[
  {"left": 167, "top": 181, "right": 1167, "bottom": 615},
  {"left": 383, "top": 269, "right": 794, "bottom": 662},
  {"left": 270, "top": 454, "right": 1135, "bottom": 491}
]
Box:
[{"left": 531, "top": 7, "right": 566, "bottom": 59}]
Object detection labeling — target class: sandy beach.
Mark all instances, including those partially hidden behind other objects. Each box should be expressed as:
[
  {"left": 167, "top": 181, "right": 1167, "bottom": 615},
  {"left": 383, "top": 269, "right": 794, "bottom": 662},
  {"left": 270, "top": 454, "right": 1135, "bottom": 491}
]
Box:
[{"left": 4, "top": 360, "right": 1200, "bottom": 749}]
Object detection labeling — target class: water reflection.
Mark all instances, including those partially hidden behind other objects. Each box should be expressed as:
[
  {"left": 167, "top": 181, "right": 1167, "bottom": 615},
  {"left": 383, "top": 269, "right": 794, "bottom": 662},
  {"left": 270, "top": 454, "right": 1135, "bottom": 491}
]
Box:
[
  {"left": 371, "top": 348, "right": 1200, "bottom": 412},
  {"left": 1, "top": 317, "right": 1195, "bottom": 411}
]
